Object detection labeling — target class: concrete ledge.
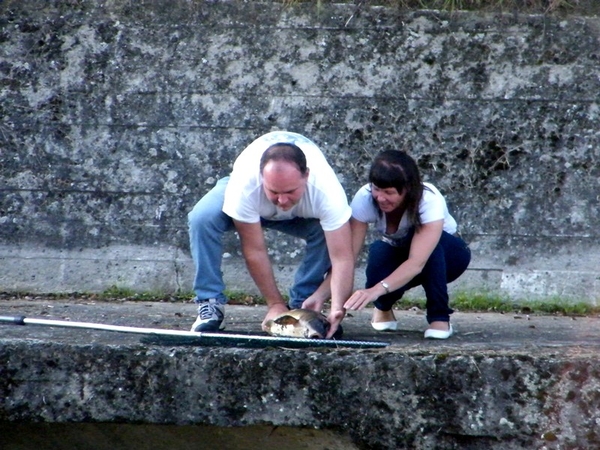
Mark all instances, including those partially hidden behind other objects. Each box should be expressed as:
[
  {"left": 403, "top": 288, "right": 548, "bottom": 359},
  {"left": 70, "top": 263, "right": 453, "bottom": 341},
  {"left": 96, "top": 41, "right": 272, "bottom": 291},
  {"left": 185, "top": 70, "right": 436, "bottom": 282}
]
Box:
[{"left": 1, "top": 300, "right": 599, "bottom": 449}]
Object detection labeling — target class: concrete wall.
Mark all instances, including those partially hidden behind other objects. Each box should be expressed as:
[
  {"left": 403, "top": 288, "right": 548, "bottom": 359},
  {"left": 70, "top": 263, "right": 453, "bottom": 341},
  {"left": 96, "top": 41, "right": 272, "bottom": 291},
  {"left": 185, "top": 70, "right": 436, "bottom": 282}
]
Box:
[
  {"left": 1, "top": 0, "right": 599, "bottom": 302},
  {"left": 2, "top": 338, "right": 600, "bottom": 449}
]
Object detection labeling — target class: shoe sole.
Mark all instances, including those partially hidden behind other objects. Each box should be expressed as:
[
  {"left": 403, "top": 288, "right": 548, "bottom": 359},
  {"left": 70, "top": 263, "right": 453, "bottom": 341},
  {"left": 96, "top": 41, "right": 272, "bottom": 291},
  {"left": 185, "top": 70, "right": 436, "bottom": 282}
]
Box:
[{"left": 190, "top": 320, "right": 225, "bottom": 332}]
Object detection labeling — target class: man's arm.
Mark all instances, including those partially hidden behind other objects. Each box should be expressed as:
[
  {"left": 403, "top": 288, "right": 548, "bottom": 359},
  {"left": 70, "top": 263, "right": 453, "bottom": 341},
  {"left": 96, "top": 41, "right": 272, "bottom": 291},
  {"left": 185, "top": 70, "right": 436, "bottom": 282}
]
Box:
[
  {"left": 232, "top": 219, "right": 289, "bottom": 328},
  {"left": 350, "top": 217, "right": 368, "bottom": 262},
  {"left": 302, "top": 218, "right": 366, "bottom": 310},
  {"left": 322, "top": 221, "right": 355, "bottom": 337}
]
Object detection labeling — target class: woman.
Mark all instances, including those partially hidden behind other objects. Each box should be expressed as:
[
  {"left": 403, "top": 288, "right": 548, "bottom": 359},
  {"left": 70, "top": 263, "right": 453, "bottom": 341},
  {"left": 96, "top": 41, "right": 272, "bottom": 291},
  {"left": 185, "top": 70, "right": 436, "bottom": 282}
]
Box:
[{"left": 343, "top": 150, "right": 471, "bottom": 339}]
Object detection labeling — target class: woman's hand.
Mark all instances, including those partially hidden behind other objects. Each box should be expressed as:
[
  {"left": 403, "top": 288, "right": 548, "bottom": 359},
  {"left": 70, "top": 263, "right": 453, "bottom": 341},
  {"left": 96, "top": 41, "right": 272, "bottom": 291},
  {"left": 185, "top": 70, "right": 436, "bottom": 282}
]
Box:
[{"left": 344, "top": 287, "right": 381, "bottom": 311}]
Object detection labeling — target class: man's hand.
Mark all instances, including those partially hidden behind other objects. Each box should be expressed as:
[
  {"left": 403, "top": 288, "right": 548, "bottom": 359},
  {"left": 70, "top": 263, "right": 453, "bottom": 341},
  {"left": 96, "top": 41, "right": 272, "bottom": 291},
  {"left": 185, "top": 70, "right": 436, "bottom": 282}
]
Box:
[
  {"left": 261, "top": 302, "right": 290, "bottom": 332},
  {"left": 325, "top": 308, "right": 346, "bottom": 339},
  {"left": 301, "top": 296, "right": 326, "bottom": 313}
]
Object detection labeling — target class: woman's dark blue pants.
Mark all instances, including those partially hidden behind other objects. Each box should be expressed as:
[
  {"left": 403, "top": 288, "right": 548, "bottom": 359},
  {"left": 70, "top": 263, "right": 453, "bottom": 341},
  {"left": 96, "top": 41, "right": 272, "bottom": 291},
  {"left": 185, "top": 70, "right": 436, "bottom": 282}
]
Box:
[{"left": 367, "top": 231, "right": 471, "bottom": 324}]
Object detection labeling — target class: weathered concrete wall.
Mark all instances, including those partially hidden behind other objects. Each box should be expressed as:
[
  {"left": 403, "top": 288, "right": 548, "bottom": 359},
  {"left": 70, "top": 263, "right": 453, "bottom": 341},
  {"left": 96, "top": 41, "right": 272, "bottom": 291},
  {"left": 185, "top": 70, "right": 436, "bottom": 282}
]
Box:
[
  {"left": 2, "top": 340, "right": 600, "bottom": 449},
  {"left": 1, "top": 0, "right": 599, "bottom": 301}
]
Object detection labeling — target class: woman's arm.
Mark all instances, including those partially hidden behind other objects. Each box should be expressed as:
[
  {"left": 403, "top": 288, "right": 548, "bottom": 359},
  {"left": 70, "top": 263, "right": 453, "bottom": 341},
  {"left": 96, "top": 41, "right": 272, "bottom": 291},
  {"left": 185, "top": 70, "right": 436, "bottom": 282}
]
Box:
[{"left": 344, "top": 219, "right": 444, "bottom": 310}]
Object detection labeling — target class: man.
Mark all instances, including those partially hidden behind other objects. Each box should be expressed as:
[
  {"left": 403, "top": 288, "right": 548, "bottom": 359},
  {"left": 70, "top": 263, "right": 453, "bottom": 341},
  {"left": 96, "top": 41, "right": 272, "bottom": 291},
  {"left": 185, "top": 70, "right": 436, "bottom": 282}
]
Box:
[{"left": 188, "top": 131, "right": 354, "bottom": 338}]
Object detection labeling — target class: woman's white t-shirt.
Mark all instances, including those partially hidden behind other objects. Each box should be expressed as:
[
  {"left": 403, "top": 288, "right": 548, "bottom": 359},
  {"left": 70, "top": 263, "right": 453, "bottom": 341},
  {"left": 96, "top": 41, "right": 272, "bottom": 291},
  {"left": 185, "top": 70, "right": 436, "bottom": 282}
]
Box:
[
  {"left": 223, "top": 131, "right": 351, "bottom": 231},
  {"left": 350, "top": 182, "right": 457, "bottom": 241}
]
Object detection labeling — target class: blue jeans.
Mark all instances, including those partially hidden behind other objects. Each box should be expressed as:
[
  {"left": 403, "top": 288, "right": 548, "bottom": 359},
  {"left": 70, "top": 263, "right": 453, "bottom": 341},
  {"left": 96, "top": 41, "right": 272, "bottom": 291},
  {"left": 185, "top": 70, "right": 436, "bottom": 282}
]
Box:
[
  {"left": 367, "top": 230, "right": 471, "bottom": 323},
  {"left": 188, "top": 177, "right": 331, "bottom": 308}
]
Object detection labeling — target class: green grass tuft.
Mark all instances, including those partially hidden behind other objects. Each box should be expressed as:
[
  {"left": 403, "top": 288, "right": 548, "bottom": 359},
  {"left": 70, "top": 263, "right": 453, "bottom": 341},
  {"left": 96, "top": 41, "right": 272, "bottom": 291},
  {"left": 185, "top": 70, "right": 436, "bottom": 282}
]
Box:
[
  {"left": 388, "top": 291, "right": 599, "bottom": 316},
  {"left": 98, "top": 287, "right": 269, "bottom": 305},
  {"left": 3, "top": 287, "right": 598, "bottom": 316}
]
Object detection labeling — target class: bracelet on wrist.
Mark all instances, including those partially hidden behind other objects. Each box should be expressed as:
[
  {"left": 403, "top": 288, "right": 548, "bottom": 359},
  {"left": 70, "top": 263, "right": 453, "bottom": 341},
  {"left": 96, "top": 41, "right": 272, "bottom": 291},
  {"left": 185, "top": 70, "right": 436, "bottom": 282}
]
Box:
[{"left": 380, "top": 280, "right": 390, "bottom": 294}]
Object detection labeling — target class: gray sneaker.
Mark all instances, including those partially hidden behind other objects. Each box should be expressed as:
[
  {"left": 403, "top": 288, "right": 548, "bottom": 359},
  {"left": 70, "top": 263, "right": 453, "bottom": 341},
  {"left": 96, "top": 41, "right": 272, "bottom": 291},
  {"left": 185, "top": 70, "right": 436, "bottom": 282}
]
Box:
[{"left": 190, "top": 299, "right": 225, "bottom": 332}]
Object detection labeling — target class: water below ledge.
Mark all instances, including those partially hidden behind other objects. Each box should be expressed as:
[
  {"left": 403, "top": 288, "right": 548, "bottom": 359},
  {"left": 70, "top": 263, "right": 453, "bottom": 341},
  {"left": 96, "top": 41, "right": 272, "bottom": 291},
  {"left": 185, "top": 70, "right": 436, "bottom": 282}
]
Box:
[{"left": 0, "top": 422, "right": 359, "bottom": 450}]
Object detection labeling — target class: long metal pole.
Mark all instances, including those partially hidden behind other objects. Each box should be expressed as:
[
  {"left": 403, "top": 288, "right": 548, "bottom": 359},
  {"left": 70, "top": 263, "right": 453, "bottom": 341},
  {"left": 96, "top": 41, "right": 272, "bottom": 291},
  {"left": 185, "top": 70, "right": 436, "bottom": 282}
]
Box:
[{"left": 0, "top": 315, "right": 390, "bottom": 349}]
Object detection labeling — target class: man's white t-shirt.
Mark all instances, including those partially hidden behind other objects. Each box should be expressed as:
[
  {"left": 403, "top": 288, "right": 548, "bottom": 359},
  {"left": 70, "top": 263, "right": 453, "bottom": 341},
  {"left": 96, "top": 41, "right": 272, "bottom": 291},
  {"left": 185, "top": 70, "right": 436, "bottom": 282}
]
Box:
[
  {"left": 223, "top": 131, "right": 351, "bottom": 231},
  {"left": 350, "top": 182, "right": 458, "bottom": 240}
]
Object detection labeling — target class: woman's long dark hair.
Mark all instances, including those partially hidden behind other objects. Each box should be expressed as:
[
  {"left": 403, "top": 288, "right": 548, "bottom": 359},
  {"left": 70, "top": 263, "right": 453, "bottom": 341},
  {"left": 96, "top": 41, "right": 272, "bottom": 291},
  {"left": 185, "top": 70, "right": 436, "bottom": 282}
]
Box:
[{"left": 368, "top": 150, "right": 424, "bottom": 230}]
